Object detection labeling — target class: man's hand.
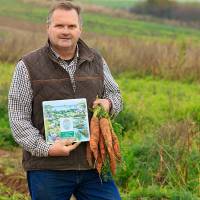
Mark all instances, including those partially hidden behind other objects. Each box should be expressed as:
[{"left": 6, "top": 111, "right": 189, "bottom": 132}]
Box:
[
  {"left": 48, "top": 138, "right": 81, "bottom": 156},
  {"left": 93, "top": 98, "right": 112, "bottom": 113}
]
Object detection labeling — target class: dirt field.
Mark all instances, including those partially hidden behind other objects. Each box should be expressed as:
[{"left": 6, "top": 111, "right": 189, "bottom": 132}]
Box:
[
  {"left": 0, "top": 148, "right": 28, "bottom": 195},
  {"left": 0, "top": 148, "right": 76, "bottom": 199}
]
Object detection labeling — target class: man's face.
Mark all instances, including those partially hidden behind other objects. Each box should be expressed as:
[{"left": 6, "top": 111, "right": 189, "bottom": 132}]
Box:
[{"left": 47, "top": 9, "right": 82, "bottom": 51}]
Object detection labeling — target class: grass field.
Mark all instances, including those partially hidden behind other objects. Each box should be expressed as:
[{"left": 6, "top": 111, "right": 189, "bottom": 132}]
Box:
[
  {"left": 1, "top": 0, "right": 200, "bottom": 42},
  {"left": 78, "top": 0, "right": 200, "bottom": 9},
  {"left": 83, "top": 12, "right": 200, "bottom": 41},
  {"left": 0, "top": 0, "right": 200, "bottom": 198},
  {"left": 116, "top": 75, "right": 200, "bottom": 199},
  {"left": 118, "top": 74, "right": 200, "bottom": 126},
  {"left": 77, "top": 0, "right": 139, "bottom": 9},
  {"left": 0, "top": 63, "right": 200, "bottom": 199}
]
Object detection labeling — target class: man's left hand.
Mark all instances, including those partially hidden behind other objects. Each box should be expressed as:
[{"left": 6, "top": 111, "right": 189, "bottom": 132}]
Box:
[{"left": 93, "top": 98, "right": 111, "bottom": 113}]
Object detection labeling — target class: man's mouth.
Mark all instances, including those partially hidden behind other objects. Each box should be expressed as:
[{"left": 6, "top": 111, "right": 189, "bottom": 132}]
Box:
[{"left": 60, "top": 37, "right": 72, "bottom": 40}]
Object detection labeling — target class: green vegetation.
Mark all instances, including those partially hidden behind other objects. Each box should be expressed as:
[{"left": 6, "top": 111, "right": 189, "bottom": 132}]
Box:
[
  {"left": 118, "top": 75, "right": 200, "bottom": 125},
  {"left": 0, "top": 63, "right": 17, "bottom": 149},
  {"left": 0, "top": 0, "right": 200, "bottom": 198},
  {"left": 1, "top": 0, "right": 200, "bottom": 41},
  {"left": 115, "top": 75, "right": 200, "bottom": 199},
  {"left": 0, "top": 0, "right": 47, "bottom": 23},
  {"left": 0, "top": 183, "right": 29, "bottom": 200},
  {"left": 79, "top": 0, "right": 200, "bottom": 9},
  {"left": 77, "top": 0, "right": 137, "bottom": 9},
  {"left": 0, "top": 62, "right": 199, "bottom": 198},
  {"left": 83, "top": 12, "right": 200, "bottom": 41}
]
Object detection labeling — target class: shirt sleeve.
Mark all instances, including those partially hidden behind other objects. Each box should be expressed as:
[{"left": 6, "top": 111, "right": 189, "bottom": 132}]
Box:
[
  {"left": 8, "top": 60, "right": 50, "bottom": 157},
  {"left": 102, "top": 58, "right": 123, "bottom": 117}
]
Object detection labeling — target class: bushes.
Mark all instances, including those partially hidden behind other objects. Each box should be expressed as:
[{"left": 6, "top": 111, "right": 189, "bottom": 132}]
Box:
[
  {"left": 0, "top": 96, "right": 17, "bottom": 149},
  {"left": 115, "top": 104, "right": 138, "bottom": 133},
  {"left": 0, "top": 64, "right": 17, "bottom": 149},
  {"left": 131, "top": 0, "right": 176, "bottom": 19},
  {"left": 190, "top": 106, "right": 200, "bottom": 127},
  {"left": 0, "top": 103, "right": 17, "bottom": 149},
  {"left": 126, "top": 186, "right": 198, "bottom": 200},
  {"left": 0, "top": 128, "right": 17, "bottom": 149},
  {"left": 2, "top": 24, "right": 200, "bottom": 82},
  {"left": 155, "top": 120, "right": 200, "bottom": 191},
  {"left": 116, "top": 120, "right": 200, "bottom": 199},
  {"left": 131, "top": 0, "right": 200, "bottom": 24},
  {"left": 114, "top": 76, "right": 200, "bottom": 198}
]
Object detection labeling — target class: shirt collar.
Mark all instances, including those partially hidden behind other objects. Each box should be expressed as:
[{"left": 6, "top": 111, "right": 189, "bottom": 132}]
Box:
[{"left": 50, "top": 45, "right": 79, "bottom": 61}]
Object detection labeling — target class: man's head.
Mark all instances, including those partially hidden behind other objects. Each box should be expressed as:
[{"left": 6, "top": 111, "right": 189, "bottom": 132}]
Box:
[{"left": 47, "top": 1, "right": 82, "bottom": 53}]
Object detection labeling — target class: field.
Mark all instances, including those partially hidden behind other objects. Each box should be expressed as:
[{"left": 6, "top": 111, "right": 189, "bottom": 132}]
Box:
[
  {"left": 1, "top": 0, "right": 200, "bottom": 40},
  {"left": 1, "top": 65, "right": 199, "bottom": 199},
  {"left": 77, "top": 0, "right": 139, "bottom": 9},
  {"left": 0, "top": 0, "right": 200, "bottom": 199},
  {"left": 116, "top": 75, "right": 200, "bottom": 199},
  {"left": 78, "top": 0, "right": 200, "bottom": 9}
]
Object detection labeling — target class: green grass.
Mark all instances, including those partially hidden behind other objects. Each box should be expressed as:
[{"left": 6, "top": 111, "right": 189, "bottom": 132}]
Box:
[
  {"left": 78, "top": 0, "right": 200, "bottom": 9},
  {"left": 0, "top": 0, "right": 48, "bottom": 23},
  {"left": 1, "top": 0, "right": 200, "bottom": 42},
  {"left": 0, "top": 183, "right": 29, "bottom": 200},
  {"left": 0, "top": 63, "right": 17, "bottom": 149},
  {"left": 77, "top": 0, "right": 138, "bottom": 9},
  {"left": 0, "top": 62, "right": 14, "bottom": 107},
  {"left": 0, "top": 0, "right": 200, "bottom": 196},
  {"left": 83, "top": 12, "right": 200, "bottom": 42},
  {"left": 0, "top": 63, "right": 14, "bottom": 85},
  {"left": 117, "top": 74, "right": 200, "bottom": 127},
  {"left": 0, "top": 63, "right": 14, "bottom": 103},
  {"left": 0, "top": 63, "right": 200, "bottom": 197},
  {"left": 114, "top": 74, "right": 200, "bottom": 198}
]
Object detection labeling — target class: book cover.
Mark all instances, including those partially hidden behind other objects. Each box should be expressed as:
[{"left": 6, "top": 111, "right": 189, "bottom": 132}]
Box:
[{"left": 42, "top": 98, "right": 90, "bottom": 144}]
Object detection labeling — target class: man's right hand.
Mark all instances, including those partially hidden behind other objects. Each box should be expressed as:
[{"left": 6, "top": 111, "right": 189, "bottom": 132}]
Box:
[{"left": 48, "top": 138, "right": 81, "bottom": 156}]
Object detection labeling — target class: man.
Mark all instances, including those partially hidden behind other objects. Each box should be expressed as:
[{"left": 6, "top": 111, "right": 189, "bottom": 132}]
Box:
[{"left": 8, "top": 1, "right": 122, "bottom": 200}]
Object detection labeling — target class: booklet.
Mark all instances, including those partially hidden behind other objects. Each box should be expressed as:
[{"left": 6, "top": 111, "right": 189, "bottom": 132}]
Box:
[{"left": 42, "top": 98, "right": 90, "bottom": 144}]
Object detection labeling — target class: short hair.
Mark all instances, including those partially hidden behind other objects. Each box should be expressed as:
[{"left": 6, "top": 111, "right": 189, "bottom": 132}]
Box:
[{"left": 47, "top": 1, "right": 82, "bottom": 25}]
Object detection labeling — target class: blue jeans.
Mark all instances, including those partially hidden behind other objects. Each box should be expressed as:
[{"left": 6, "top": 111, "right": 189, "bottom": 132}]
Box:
[{"left": 27, "top": 169, "right": 121, "bottom": 200}]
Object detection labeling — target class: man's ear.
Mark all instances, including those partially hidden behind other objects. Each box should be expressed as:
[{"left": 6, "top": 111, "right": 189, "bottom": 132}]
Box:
[
  {"left": 46, "top": 24, "right": 49, "bottom": 31},
  {"left": 80, "top": 26, "right": 83, "bottom": 35},
  {"left": 46, "top": 24, "right": 50, "bottom": 35}
]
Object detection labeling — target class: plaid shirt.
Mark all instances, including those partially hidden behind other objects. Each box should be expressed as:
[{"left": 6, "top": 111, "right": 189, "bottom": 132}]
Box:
[{"left": 8, "top": 46, "right": 123, "bottom": 157}]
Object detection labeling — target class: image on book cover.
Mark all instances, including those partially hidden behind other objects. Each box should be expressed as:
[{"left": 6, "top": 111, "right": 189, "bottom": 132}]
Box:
[{"left": 43, "top": 98, "right": 90, "bottom": 144}]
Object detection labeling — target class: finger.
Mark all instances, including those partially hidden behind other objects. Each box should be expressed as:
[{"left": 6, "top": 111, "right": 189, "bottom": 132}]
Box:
[
  {"left": 93, "top": 102, "right": 98, "bottom": 108},
  {"left": 73, "top": 142, "right": 81, "bottom": 148},
  {"left": 93, "top": 99, "right": 99, "bottom": 104},
  {"left": 67, "top": 142, "right": 81, "bottom": 152},
  {"left": 71, "top": 142, "right": 81, "bottom": 149},
  {"left": 62, "top": 138, "right": 76, "bottom": 146},
  {"left": 93, "top": 100, "right": 101, "bottom": 108}
]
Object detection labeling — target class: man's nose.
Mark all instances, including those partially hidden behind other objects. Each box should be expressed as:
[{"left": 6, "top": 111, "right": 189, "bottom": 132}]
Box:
[{"left": 63, "top": 26, "right": 70, "bottom": 33}]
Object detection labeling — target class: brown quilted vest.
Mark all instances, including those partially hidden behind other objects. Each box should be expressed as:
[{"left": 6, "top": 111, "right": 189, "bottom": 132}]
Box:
[{"left": 21, "top": 39, "right": 104, "bottom": 171}]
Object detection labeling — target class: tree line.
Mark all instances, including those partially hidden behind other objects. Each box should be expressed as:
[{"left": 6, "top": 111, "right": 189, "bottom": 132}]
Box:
[{"left": 130, "top": 0, "right": 200, "bottom": 23}]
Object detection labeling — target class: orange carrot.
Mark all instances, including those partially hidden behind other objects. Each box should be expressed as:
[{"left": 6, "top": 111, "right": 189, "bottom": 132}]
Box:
[
  {"left": 86, "top": 143, "right": 93, "bottom": 167},
  {"left": 111, "top": 130, "right": 121, "bottom": 162},
  {"left": 99, "top": 118, "right": 116, "bottom": 175},
  {"left": 96, "top": 152, "right": 103, "bottom": 174},
  {"left": 99, "top": 131, "right": 106, "bottom": 163},
  {"left": 89, "top": 116, "right": 100, "bottom": 160}
]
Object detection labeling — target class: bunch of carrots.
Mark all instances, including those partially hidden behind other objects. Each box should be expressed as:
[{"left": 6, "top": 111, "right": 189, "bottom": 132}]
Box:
[{"left": 86, "top": 105, "right": 122, "bottom": 176}]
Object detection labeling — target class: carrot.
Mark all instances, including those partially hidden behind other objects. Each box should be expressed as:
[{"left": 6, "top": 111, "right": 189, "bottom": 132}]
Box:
[
  {"left": 99, "top": 118, "right": 113, "bottom": 149},
  {"left": 96, "top": 152, "right": 103, "bottom": 174},
  {"left": 89, "top": 116, "right": 100, "bottom": 160},
  {"left": 111, "top": 130, "right": 121, "bottom": 162},
  {"left": 86, "top": 143, "right": 93, "bottom": 167},
  {"left": 99, "top": 131, "right": 106, "bottom": 163},
  {"left": 100, "top": 118, "right": 116, "bottom": 175},
  {"left": 89, "top": 104, "right": 122, "bottom": 176}
]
